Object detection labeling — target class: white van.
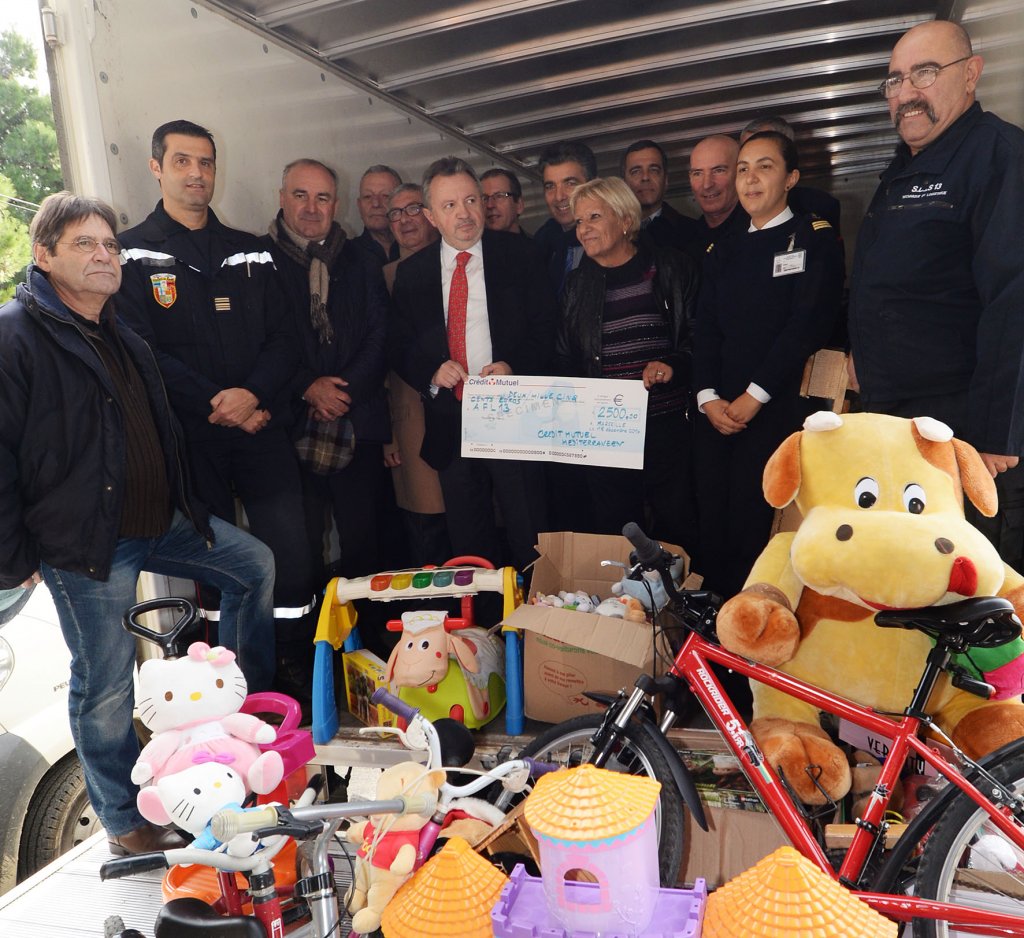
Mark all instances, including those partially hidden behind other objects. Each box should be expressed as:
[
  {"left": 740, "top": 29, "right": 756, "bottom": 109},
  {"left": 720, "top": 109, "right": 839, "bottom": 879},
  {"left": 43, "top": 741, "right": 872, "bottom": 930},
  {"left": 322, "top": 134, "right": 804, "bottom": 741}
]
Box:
[{"left": 0, "top": 584, "right": 99, "bottom": 896}]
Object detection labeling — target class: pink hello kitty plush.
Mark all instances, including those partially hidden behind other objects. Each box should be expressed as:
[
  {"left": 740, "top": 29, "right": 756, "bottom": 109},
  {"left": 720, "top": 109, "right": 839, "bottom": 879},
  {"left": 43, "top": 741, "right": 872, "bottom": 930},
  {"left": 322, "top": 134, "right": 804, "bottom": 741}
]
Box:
[{"left": 131, "top": 642, "right": 284, "bottom": 796}]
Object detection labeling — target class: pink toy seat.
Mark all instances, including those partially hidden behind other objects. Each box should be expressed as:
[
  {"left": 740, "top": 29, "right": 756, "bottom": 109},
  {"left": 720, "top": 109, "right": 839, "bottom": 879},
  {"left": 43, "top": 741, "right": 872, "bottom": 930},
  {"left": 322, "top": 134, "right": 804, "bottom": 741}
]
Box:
[{"left": 241, "top": 692, "right": 315, "bottom": 778}]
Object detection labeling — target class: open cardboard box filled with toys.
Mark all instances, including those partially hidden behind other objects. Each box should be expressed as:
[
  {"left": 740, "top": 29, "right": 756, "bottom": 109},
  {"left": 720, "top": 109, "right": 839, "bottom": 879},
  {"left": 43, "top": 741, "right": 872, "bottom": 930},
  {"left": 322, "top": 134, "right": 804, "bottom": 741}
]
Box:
[{"left": 505, "top": 530, "right": 697, "bottom": 724}]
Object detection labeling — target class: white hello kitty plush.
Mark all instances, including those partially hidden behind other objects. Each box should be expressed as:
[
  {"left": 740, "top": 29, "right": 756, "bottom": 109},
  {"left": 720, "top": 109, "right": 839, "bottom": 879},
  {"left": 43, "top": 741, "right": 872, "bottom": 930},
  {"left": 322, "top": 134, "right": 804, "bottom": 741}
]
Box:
[
  {"left": 137, "top": 761, "right": 277, "bottom": 856},
  {"left": 131, "top": 642, "right": 284, "bottom": 796}
]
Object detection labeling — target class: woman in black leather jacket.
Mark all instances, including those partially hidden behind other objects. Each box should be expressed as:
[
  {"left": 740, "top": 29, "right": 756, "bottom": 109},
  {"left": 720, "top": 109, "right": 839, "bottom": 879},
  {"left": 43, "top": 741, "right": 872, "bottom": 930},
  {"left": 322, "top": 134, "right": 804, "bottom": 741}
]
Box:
[{"left": 556, "top": 176, "right": 700, "bottom": 552}]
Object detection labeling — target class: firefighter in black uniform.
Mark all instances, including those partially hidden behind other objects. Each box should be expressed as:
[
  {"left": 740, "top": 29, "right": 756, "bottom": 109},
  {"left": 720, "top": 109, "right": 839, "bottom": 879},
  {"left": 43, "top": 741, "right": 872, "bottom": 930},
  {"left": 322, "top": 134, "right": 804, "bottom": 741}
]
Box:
[
  {"left": 849, "top": 21, "right": 1024, "bottom": 572},
  {"left": 117, "top": 119, "right": 317, "bottom": 707},
  {"left": 693, "top": 131, "right": 843, "bottom": 603}
]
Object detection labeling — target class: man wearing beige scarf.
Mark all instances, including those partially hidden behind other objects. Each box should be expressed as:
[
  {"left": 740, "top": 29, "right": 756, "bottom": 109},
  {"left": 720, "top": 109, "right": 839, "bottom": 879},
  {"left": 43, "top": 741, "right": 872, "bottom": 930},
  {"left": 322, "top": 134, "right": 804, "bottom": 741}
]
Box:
[{"left": 264, "top": 160, "right": 391, "bottom": 641}]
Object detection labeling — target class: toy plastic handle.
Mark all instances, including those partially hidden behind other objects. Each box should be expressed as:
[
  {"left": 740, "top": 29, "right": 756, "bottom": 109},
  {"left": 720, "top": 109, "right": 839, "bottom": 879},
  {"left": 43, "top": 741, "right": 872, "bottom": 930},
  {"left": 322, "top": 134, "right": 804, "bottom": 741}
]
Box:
[
  {"left": 524, "top": 757, "right": 561, "bottom": 778},
  {"left": 622, "top": 522, "right": 663, "bottom": 567},
  {"left": 122, "top": 597, "right": 197, "bottom": 658},
  {"left": 99, "top": 853, "right": 170, "bottom": 880},
  {"left": 211, "top": 803, "right": 279, "bottom": 842},
  {"left": 371, "top": 686, "right": 420, "bottom": 722}
]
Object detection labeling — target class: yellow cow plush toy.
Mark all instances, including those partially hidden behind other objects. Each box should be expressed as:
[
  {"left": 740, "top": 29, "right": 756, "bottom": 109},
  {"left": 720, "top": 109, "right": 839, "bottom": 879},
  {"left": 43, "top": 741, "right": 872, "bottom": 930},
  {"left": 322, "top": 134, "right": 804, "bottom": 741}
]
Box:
[{"left": 716, "top": 411, "right": 1024, "bottom": 804}]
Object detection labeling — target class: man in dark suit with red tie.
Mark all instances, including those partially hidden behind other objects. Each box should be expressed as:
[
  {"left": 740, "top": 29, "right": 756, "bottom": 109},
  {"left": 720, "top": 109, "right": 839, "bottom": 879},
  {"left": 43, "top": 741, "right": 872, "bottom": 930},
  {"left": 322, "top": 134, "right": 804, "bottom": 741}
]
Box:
[{"left": 390, "top": 157, "right": 556, "bottom": 573}]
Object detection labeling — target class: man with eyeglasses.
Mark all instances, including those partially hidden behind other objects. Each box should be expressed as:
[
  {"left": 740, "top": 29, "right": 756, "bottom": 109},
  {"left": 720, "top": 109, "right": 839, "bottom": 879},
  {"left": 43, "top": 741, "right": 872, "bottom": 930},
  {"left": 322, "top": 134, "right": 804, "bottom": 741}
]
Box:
[
  {"left": 380, "top": 184, "right": 449, "bottom": 567},
  {"left": 352, "top": 164, "right": 403, "bottom": 266},
  {"left": 382, "top": 183, "right": 439, "bottom": 291},
  {"left": 621, "top": 139, "right": 699, "bottom": 252},
  {"left": 263, "top": 158, "right": 391, "bottom": 599},
  {"left": 480, "top": 168, "right": 527, "bottom": 236},
  {"left": 849, "top": 20, "right": 1024, "bottom": 570},
  {"left": 0, "top": 192, "right": 275, "bottom": 856}
]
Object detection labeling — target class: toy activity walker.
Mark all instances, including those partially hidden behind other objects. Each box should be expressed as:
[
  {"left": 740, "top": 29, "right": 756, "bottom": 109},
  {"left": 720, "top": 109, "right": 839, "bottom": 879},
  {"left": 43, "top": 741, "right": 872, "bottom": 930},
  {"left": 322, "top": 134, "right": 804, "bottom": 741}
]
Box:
[{"left": 311, "top": 556, "right": 526, "bottom": 742}]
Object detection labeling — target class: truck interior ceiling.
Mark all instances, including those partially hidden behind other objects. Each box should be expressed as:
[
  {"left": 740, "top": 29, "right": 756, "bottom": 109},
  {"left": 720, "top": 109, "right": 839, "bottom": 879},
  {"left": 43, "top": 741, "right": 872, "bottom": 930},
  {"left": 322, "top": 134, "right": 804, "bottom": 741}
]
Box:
[{"left": 43, "top": 0, "right": 1024, "bottom": 253}]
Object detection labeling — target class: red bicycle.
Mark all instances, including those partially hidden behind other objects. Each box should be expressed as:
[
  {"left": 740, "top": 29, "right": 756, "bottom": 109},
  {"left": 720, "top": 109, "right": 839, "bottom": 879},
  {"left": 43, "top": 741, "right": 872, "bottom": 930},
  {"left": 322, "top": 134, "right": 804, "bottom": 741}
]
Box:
[{"left": 501, "top": 522, "right": 1024, "bottom": 936}]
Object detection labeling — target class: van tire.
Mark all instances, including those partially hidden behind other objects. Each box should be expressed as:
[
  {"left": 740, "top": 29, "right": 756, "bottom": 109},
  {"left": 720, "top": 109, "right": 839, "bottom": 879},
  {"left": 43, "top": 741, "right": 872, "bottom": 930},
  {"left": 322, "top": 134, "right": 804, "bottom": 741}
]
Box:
[{"left": 18, "top": 754, "right": 99, "bottom": 879}]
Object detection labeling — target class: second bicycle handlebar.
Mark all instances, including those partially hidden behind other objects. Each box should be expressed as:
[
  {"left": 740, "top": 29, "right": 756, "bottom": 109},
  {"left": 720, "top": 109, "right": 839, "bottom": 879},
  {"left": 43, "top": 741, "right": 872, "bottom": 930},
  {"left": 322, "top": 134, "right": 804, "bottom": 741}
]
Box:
[{"left": 211, "top": 793, "right": 439, "bottom": 842}]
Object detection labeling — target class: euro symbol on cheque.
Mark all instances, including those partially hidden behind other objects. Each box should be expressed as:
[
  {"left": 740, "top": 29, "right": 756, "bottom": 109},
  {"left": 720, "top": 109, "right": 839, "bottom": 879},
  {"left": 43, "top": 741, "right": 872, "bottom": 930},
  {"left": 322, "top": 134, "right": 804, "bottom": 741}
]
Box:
[{"left": 613, "top": 394, "right": 623, "bottom": 405}]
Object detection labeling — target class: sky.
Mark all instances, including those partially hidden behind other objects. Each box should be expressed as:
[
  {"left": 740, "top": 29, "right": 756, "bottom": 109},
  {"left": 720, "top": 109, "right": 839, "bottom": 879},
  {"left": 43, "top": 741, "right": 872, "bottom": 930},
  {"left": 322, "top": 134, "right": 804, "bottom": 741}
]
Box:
[{"left": 1, "top": 0, "right": 49, "bottom": 89}]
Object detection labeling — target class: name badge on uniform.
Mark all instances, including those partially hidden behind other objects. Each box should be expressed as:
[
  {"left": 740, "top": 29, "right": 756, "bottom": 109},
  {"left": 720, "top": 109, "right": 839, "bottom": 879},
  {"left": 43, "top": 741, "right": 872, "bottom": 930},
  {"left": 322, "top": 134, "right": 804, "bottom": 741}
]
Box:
[
  {"left": 773, "top": 250, "right": 806, "bottom": 277},
  {"left": 773, "top": 232, "right": 805, "bottom": 277}
]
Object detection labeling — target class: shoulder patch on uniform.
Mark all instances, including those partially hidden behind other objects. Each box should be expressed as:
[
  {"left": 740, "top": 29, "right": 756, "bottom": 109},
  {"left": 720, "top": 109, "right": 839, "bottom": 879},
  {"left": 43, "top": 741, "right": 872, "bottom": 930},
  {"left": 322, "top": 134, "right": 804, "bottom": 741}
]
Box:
[
  {"left": 811, "top": 219, "right": 832, "bottom": 231},
  {"left": 150, "top": 273, "right": 176, "bottom": 309}
]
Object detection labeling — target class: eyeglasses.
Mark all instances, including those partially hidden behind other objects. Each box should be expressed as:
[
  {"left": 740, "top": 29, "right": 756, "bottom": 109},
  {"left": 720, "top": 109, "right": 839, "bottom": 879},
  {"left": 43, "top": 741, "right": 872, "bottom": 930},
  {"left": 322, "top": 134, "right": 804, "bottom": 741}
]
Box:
[
  {"left": 386, "top": 203, "right": 424, "bottom": 222},
  {"left": 59, "top": 236, "right": 121, "bottom": 254},
  {"left": 877, "top": 56, "right": 970, "bottom": 99},
  {"left": 481, "top": 191, "right": 515, "bottom": 205}
]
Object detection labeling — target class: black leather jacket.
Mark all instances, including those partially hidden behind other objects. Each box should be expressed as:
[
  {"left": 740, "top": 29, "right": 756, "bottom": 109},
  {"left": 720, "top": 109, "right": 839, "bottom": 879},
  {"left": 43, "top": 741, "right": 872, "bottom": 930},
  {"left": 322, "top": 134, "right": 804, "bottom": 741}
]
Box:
[
  {"left": 556, "top": 243, "right": 699, "bottom": 386},
  {"left": 0, "top": 267, "right": 209, "bottom": 588}
]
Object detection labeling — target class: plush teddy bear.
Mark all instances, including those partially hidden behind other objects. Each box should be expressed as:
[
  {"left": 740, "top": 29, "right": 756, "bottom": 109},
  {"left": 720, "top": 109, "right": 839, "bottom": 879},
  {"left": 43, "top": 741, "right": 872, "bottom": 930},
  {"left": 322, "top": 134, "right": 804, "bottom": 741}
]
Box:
[
  {"left": 132, "top": 641, "right": 284, "bottom": 796},
  {"left": 716, "top": 412, "right": 1024, "bottom": 805},
  {"left": 345, "top": 761, "right": 446, "bottom": 935}
]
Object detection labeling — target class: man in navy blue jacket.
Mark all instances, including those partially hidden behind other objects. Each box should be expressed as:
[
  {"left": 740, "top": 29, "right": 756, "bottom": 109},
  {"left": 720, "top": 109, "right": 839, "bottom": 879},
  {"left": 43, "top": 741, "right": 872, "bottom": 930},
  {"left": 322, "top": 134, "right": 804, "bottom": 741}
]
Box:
[
  {"left": 849, "top": 21, "right": 1024, "bottom": 568},
  {"left": 0, "top": 192, "right": 274, "bottom": 856},
  {"left": 118, "top": 120, "right": 317, "bottom": 705}
]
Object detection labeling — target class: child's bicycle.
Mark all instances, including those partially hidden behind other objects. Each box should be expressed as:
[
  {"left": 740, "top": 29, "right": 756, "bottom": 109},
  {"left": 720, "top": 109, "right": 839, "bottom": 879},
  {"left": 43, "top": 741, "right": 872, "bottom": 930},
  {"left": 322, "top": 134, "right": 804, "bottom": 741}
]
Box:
[
  {"left": 100, "top": 689, "right": 554, "bottom": 936},
  {"left": 501, "top": 521, "right": 1024, "bottom": 936}
]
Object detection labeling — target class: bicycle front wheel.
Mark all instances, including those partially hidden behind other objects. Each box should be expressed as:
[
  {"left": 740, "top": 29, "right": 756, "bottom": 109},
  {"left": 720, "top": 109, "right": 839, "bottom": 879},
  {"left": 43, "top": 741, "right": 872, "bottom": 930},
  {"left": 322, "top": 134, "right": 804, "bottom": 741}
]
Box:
[
  {"left": 914, "top": 748, "right": 1024, "bottom": 937},
  {"left": 494, "top": 713, "right": 686, "bottom": 886}
]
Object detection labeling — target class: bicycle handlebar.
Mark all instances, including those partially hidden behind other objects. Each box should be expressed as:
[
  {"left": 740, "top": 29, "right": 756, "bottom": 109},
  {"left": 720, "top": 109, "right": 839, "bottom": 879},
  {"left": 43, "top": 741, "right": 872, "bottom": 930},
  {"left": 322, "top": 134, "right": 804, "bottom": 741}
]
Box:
[
  {"left": 211, "top": 793, "right": 439, "bottom": 842},
  {"left": 622, "top": 521, "right": 665, "bottom": 567},
  {"left": 211, "top": 803, "right": 281, "bottom": 841},
  {"left": 621, "top": 522, "right": 685, "bottom": 602},
  {"left": 100, "top": 852, "right": 170, "bottom": 880},
  {"left": 524, "top": 756, "right": 561, "bottom": 777},
  {"left": 371, "top": 686, "right": 420, "bottom": 723}
]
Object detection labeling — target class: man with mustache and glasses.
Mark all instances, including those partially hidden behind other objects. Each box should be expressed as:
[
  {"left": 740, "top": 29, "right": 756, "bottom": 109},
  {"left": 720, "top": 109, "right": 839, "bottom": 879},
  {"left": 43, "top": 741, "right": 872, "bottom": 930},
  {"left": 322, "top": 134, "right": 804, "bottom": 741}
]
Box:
[{"left": 848, "top": 20, "right": 1024, "bottom": 570}]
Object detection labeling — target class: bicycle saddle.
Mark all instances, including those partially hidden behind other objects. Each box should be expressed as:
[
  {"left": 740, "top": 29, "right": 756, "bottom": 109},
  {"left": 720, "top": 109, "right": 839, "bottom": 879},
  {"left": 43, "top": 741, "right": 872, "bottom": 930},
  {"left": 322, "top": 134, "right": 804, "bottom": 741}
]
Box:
[
  {"left": 874, "top": 596, "right": 1020, "bottom": 648},
  {"left": 154, "top": 898, "right": 265, "bottom": 938}
]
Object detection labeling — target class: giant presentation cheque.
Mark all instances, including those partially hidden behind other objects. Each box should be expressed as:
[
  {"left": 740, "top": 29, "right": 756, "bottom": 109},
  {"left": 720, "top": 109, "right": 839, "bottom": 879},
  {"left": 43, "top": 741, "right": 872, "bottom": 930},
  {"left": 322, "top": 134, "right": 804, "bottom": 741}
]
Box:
[{"left": 460, "top": 375, "right": 648, "bottom": 470}]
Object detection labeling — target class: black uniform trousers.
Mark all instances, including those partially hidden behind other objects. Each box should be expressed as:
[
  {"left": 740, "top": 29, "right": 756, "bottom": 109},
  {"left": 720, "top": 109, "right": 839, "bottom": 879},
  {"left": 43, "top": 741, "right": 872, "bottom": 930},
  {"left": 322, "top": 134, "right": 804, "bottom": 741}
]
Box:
[
  {"left": 188, "top": 427, "right": 316, "bottom": 649},
  {"left": 437, "top": 454, "right": 547, "bottom": 578},
  {"left": 583, "top": 412, "right": 698, "bottom": 557},
  {"left": 300, "top": 441, "right": 387, "bottom": 582},
  {"left": 694, "top": 394, "right": 810, "bottom": 601}
]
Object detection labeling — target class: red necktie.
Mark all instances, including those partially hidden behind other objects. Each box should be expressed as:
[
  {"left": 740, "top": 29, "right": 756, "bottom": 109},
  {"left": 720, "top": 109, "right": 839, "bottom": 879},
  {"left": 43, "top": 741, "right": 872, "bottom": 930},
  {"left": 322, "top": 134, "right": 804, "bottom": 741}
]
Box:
[{"left": 447, "top": 250, "right": 472, "bottom": 400}]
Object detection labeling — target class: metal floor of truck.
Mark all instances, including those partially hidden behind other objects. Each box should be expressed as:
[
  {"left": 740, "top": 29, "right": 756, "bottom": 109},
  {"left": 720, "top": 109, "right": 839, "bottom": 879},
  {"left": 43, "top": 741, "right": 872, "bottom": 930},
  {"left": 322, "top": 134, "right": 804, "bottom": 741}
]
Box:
[{"left": 0, "top": 829, "right": 360, "bottom": 938}]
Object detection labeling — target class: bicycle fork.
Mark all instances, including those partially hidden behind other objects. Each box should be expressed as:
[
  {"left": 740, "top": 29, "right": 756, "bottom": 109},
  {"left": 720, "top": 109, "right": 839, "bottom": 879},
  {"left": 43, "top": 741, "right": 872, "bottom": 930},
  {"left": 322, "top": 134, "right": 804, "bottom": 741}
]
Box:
[
  {"left": 594, "top": 679, "right": 709, "bottom": 831},
  {"left": 295, "top": 820, "right": 344, "bottom": 937}
]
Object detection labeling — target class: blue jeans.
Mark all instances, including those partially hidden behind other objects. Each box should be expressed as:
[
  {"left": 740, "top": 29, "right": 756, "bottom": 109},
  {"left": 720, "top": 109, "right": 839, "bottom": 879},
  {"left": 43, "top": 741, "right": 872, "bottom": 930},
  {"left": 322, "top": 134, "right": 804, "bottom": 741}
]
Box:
[{"left": 41, "top": 510, "right": 275, "bottom": 836}]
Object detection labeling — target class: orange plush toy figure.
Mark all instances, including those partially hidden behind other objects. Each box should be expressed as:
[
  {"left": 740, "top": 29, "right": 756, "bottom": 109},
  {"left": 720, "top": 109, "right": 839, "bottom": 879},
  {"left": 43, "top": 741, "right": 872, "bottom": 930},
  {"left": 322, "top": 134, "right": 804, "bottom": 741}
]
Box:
[{"left": 716, "top": 412, "right": 1024, "bottom": 804}]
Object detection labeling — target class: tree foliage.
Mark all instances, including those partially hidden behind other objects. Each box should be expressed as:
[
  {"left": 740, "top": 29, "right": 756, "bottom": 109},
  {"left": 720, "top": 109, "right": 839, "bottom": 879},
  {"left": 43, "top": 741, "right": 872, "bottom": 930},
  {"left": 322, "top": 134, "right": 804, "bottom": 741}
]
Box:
[
  {"left": 0, "top": 172, "right": 31, "bottom": 303},
  {"left": 0, "top": 29, "right": 62, "bottom": 299},
  {"left": 0, "top": 30, "right": 62, "bottom": 204}
]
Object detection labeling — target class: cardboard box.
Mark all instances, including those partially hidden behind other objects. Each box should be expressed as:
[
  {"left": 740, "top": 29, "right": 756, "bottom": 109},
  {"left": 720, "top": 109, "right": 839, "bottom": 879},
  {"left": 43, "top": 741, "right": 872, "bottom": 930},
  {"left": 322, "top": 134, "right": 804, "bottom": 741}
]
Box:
[
  {"left": 674, "top": 733, "right": 767, "bottom": 814},
  {"left": 506, "top": 532, "right": 684, "bottom": 723},
  {"left": 342, "top": 649, "right": 396, "bottom": 728},
  {"left": 669, "top": 728, "right": 787, "bottom": 887}
]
